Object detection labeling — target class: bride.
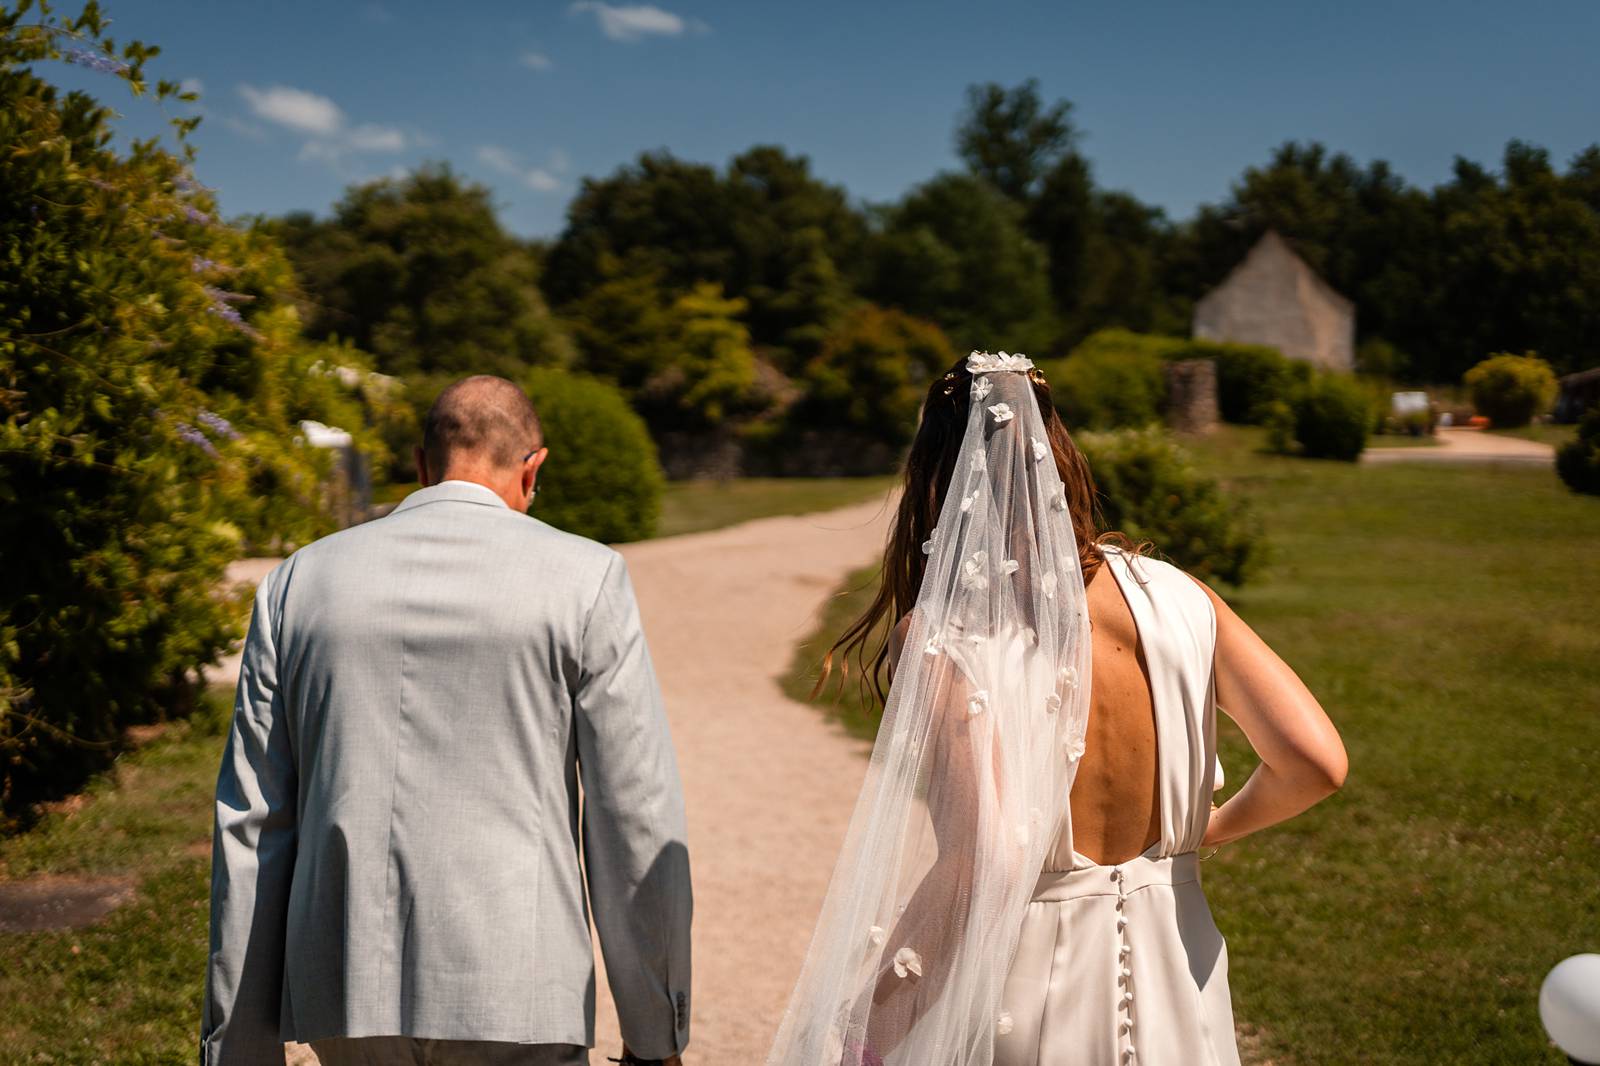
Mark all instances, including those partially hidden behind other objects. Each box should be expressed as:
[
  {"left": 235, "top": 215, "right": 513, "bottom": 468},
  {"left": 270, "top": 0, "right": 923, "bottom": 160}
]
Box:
[{"left": 767, "top": 351, "right": 1347, "bottom": 1066}]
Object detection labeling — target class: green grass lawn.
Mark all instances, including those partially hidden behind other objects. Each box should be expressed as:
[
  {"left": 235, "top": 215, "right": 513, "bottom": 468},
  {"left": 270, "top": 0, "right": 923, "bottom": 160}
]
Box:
[
  {"left": 373, "top": 475, "right": 896, "bottom": 540},
  {"left": 0, "top": 694, "right": 231, "bottom": 1063},
  {"left": 785, "top": 426, "right": 1600, "bottom": 1064},
  {"left": 1486, "top": 423, "right": 1579, "bottom": 448},
  {"left": 653, "top": 475, "right": 896, "bottom": 538}
]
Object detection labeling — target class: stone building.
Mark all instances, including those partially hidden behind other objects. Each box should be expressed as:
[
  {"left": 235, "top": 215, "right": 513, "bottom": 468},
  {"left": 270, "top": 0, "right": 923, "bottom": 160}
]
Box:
[{"left": 1192, "top": 230, "right": 1356, "bottom": 372}]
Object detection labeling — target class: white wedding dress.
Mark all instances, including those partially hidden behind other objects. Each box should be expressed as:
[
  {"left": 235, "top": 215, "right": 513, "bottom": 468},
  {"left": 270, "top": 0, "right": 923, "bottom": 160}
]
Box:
[{"left": 993, "top": 544, "right": 1241, "bottom": 1066}]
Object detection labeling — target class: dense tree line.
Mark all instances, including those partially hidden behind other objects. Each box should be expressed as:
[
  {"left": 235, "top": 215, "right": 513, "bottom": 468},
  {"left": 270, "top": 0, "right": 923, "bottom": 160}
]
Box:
[{"left": 268, "top": 80, "right": 1600, "bottom": 469}]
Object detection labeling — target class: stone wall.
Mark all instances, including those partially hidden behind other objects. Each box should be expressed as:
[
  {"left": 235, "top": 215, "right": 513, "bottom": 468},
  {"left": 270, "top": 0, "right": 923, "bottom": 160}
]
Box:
[{"left": 1164, "top": 358, "right": 1219, "bottom": 435}]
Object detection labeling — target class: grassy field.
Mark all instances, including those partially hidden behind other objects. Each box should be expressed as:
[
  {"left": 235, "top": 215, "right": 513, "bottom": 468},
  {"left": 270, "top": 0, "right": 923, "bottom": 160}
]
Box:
[
  {"left": 654, "top": 475, "right": 896, "bottom": 538},
  {"left": 374, "top": 475, "right": 896, "bottom": 539},
  {"left": 1486, "top": 423, "right": 1580, "bottom": 448},
  {"left": 0, "top": 694, "right": 230, "bottom": 1063},
  {"left": 785, "top": 426, "right": 1599, "bottom": 1064}
]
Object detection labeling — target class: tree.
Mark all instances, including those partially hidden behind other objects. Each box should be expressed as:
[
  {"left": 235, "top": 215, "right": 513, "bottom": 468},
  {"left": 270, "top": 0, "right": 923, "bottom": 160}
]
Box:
[
  {"left": 865, "top": 173, "right": 1057, "bottom": 353},
  {"left": 793, "top": 306, "right": 956, "bottom": 446},
  {"left": 544, "top": 146, "right": 863, "bottom": 368},
  {"left": 956, "top": 79, "right": 1078, "bottom": 203},
  {"left": 270, "top": 164, "right": 574, "bottom": 379}
]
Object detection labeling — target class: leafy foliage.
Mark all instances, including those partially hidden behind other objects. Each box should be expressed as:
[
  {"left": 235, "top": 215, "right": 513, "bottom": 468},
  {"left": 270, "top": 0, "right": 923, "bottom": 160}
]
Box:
[
  {"left": 1463, "top": 352, "right": 1558, "bottom": 428},
  {"left": 0, "top": 0, "right": 369, "bottom": 818},
  {"left": 1555, "top": 406, "right": 1600, "bottom": 496},
  {"left": 1036, "top": 332, "right": 1168, "bottom": 431},
  {"left": 1076, "top": 427, "right": 1262, "bottom": 585},
  {"left": 1289, "top": 373, "right": 1371, "bottom": 460},
  {"left": 270, "top": 164, "right": 574, "bottom": 378},
  {"left": 864, "top": 173, "right": 1056, "bottom": 353},
  {"left": 1200, "top": 340, "right": 1313, "bottom": 424},
  {"left": 544, "top": 147, "right": 863, "bottom": 371},
  {"left": 791, "top": 305, "right": 955, "bottom": 447},
  {"left": 523, "top": 368, "right": 664, "bottom": 543}
]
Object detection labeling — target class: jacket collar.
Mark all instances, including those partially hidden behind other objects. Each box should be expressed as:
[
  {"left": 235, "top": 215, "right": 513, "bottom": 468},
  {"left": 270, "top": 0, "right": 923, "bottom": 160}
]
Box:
[{"left": 391, "top": 479, "right": 511, "bottom": 515}]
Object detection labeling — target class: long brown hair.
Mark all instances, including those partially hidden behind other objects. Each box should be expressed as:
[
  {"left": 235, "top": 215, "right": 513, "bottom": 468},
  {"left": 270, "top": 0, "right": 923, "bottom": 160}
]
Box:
[{"left": 819, "top": 355, "right": 1136, "bottom": 705}]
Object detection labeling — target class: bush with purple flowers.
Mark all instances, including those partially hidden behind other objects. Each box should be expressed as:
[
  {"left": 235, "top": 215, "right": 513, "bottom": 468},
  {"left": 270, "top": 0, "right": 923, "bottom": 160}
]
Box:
[{"left": 0, "top": 0, "right": 379, "bottom": 822}]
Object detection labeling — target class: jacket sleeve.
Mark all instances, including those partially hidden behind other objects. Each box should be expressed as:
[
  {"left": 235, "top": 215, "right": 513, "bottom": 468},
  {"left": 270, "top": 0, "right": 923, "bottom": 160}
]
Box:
[
  {"left": 573, "top": 553, "right": 693, "bottom": 1059},
  {"left": 201, "top": 567, "right": 299, "bottom": 1065}
]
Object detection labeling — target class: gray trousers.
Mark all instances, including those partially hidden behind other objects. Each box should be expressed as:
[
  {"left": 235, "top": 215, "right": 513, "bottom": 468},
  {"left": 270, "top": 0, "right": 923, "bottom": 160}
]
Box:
[{"left": 310, "top": 1038, "right": 589, "bottom": 1065}]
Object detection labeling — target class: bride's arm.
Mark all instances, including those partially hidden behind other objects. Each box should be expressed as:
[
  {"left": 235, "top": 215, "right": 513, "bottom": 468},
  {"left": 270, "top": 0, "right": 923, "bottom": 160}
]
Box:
[
  {"left": 860, "top": 614, "right": 1003, "bottom": 1057},
  {"left": 1188, "top": 577, "right": 1348, "bottom": 847}
]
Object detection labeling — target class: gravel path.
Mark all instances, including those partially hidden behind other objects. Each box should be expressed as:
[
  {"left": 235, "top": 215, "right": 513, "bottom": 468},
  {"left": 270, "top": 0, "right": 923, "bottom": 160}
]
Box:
[
  {"left": 1362, "top": 426, "right": 1556, "bottom": 465},
  {"left": 595, "top": 495, "right": 894, "bottom": 1063}
]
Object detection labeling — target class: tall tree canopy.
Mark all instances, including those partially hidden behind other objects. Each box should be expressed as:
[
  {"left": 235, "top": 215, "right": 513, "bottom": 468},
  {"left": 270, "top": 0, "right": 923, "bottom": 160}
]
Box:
[{"left": 270, "top": 164, "right": 573, "bottom": 379}]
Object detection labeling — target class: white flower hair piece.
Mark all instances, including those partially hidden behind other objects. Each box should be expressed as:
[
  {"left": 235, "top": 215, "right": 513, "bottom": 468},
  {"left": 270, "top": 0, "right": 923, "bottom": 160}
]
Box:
[
  {"left": 1001, "top": 559, "right": 1020, "bottom": 576},
  {"left": 869, "top": 925, "right": 886, "bottom": 946},
  {"left": 996, "top": 1009, "right": 1015, "bottom": 1036},
  {"left": 1059, "top": 664, "right": 1079, "bottom": 689},
  {"left": 1041, "top": 572, "right": 1058, "bottom": 599},
  {"left": 1044, "top": 692, "right": 1061, "bottom": 714},
  {"left": 924, "top": 637, "right": 942, "bottom": 657},
  {"left": 968, "top": 690, "right": 989, "bottom": 717},
  {"left": 971, "top": 376, "right": 994, "bottom": 401},
  {"left": 922, "top": 530, "right": 937, "bottom": 555},
  {"left": 988, "top": 402, "right": 1015, "bottom": 426},
  {"left": 893, "top": 946, "right": 924, "bottom": 979},
  {"left": 1032, "top": 437, "right": 1048, "bottom": 463},
  {"left": 967, "top": 350, "right": 1036, "bottom": 374},
  {"left": 1064, "top": 733, "right": 1086, "bottom": 761}
]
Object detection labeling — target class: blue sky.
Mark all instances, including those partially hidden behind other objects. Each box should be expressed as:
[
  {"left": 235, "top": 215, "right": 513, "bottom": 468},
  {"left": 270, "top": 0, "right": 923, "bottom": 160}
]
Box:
[{"left": 39, "top": 0, "right": 1600, "bottom": 237}]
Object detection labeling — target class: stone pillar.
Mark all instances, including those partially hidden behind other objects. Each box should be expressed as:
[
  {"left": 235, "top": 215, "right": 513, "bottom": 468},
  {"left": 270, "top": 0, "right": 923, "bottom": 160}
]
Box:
[{"left": 1164, "top": 358, "right": 1219, "bottom": 435}]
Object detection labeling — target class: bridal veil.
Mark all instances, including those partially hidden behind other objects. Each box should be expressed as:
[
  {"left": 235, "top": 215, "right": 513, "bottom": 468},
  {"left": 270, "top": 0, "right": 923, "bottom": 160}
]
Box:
[{"left": 767, "top": 351, "right": 1094, "bottom": 1066}]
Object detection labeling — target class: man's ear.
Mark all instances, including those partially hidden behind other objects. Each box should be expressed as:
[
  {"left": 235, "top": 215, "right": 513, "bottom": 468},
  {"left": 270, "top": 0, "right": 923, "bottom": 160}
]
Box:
[{"left": 523, "top": 447, "right": 549, "bottom": 495}]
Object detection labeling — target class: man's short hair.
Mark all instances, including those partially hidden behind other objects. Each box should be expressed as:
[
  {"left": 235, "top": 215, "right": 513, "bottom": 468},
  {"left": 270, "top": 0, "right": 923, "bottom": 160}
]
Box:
[{"left": 422, "top": 375, "right": 542, "bottom": 473}]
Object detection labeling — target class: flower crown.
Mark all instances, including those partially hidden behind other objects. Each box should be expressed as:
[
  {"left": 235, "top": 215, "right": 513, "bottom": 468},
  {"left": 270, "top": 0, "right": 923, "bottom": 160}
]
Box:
[{"left": 966, "top": 350, "right": 1035, "bottom": 374}]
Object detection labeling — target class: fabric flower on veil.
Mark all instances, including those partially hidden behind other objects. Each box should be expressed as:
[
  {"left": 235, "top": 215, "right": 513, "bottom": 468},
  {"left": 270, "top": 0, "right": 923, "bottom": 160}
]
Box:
[{"left": 893, "top": 947, "right": 924, "bottom": 979}]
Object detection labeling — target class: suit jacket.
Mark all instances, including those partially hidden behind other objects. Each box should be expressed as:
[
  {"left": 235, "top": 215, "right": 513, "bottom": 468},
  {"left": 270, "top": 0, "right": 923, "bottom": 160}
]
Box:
[{"left": 202, "top": 480, "right": 692, "bottom": 1064}]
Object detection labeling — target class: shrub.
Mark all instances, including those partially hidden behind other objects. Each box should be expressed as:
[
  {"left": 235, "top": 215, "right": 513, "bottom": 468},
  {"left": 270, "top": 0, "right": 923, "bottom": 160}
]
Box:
[
  {"left": 1037, "top": 330, "right": 1170, "bottom": 431},
  {"left": 793, "top": 305, "right": 956, "bottom": 447},
  {"left": 1188, "top": 341, "right": 1312, "bottom": 424},
  {"left": 1291, "top": 373, "right": 1371, "bottom": 461},
  {"left": 524, "top": 369, "right": 664, "bottom": 543},
  {"left": 1464, "top": 352, "right": 1558, "bottom": 428},
  {"left": 1556, "top": 406, "right": 1600, "bottom": 496},
  {"left": 1263, "top": 399, "right": 1297, "bottom": 455},
  {"left": 0, "top": 8, "right": 371, "bottom": 822},
  {"left": 1076, "top": 427, "right": 1263, "bottom": 585}
]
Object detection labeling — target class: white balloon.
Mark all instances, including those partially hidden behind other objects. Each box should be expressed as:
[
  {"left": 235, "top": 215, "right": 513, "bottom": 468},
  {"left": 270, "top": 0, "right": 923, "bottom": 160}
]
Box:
[{"left": 1541, "top": 954, "right": 1600, "bottom": 1063}]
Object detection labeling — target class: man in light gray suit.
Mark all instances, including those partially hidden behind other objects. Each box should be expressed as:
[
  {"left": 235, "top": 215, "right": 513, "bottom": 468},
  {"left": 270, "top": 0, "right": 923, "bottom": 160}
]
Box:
[{"left": 203, "top": 376, "right": 691, "bottom": 1066}]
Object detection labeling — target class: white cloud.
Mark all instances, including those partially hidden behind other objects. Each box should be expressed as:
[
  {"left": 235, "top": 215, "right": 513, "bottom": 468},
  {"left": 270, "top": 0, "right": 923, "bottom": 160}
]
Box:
[
  {"left": 346, "top": 124, "right": 407, "bottom": 152},
  {"left": 476, "top": 145, "right": 518, "bottom": 172},
  {"left": 477, "top": 144, "right": 566, "bottom": 195},
  {"left": 524, "top": 169, "right": 561, "bottom": 192},
  {"left": 221, "top": 114, "right": 267, "bottom": 140},
  {"left": 569, "top": 2, "right": 702, "bottom": 41},
  {"left": 520, "top": 50, "right": 553, "bottom": 71},
  {"left": 238, "top": 84, "right": 343, "bottom": 136},
  {"left": 235, "top": 83, "right": 414, "bottom": 171}
]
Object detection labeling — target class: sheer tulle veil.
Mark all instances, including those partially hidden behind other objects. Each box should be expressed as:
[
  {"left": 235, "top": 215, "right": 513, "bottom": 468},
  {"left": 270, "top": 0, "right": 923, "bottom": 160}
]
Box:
[{"left": 766, "top": 351, "right": 1094, "bottom": 1066}]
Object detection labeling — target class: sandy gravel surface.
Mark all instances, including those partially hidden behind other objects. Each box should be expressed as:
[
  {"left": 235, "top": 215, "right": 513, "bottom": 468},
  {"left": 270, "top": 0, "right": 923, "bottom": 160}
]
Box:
[
  {"left": 593, "top": 495, "right": 894, "bottom": 1063},
  {"left": 1363, "top": 426, "right": 1557, "bottom": 464}
]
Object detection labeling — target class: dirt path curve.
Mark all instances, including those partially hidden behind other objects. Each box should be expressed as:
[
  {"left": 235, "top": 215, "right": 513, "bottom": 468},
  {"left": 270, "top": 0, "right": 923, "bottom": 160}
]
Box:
[
  {"left": 1363, "top": 426, "right": 1556, "bottom": 465},
  {"left": 592, "top": 495, "right": 893, "bottom": 1063}
]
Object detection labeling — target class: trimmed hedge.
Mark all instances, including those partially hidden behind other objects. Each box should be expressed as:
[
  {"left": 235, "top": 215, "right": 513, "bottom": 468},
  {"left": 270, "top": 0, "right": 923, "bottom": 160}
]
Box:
[
  {"left": 1076, "top": 427, "right": 1263, "bottom": 585},
  {"left": 1464, "top": 352, "right": 1558, "bottom": 428},
  {"left": 1039, "top": 330, "right": 1308, "bottom": 431},
  {"left": 1556, "top": 406, "right": 1600, "bottom": 496},
  {"left": 524, "top": 368, "right": 665, "bottom": 543},
  {"left": 1291, "top": 373, "right": 1371, "bottom": 461}
]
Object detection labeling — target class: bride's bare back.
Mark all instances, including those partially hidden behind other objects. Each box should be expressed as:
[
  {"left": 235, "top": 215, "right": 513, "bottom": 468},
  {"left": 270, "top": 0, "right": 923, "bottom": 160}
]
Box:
[{"left": 1069, "top": 559, "right": 1163, "bottom": 865}]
